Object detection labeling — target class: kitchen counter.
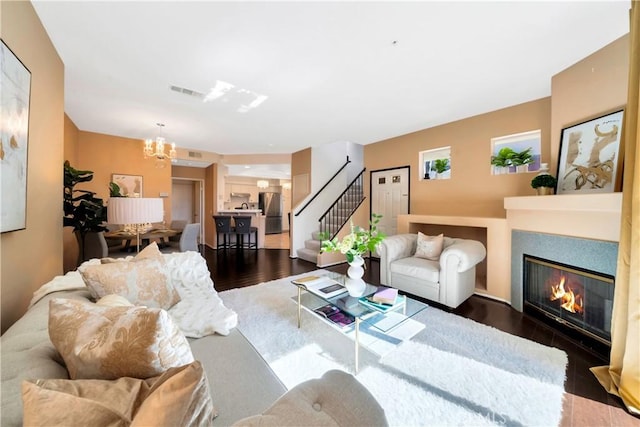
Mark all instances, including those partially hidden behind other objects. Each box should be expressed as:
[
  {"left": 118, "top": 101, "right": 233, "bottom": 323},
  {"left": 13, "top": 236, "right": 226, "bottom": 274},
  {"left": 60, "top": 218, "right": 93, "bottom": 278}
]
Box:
[
  {"left": 218, "top": 209, "right": 263, "bottom": 214},
  {"left": 216, "top": 210, "right": 265, "bottom": 248}
]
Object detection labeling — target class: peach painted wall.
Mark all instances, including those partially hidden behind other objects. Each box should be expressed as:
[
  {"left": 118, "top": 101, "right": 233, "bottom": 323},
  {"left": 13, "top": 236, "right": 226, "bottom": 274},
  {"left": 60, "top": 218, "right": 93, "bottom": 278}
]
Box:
[
  {"left": 1, "top": 1, "right": 64, "bottom": 332},
  {"left": 173, "top": 165, "right": 206, "bottom": 180},
  {"left": 550, "top": 35, "right": 629, "bottom": 179},
  {"left": 365, "top": 98, "right": 552, "bottom": 218},
  {"left": 291, "top": 147, "right": 312, "bottom": 208}
]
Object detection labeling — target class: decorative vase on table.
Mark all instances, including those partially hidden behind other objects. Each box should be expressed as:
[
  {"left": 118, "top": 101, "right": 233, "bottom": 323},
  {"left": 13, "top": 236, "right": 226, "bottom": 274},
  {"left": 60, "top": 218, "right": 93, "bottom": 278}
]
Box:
[
  {"left": 347, "top": 255, "right": 365, "bottom": 280},
  {"left": 344, "top": 277, "right": 366, "bottom": 297}
]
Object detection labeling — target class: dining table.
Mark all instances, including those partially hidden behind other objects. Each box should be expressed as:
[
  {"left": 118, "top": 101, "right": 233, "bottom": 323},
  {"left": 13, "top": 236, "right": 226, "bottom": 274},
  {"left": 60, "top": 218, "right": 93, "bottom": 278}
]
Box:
[{"left": 104, "top": 228, "right": 181, "bottom": 252}]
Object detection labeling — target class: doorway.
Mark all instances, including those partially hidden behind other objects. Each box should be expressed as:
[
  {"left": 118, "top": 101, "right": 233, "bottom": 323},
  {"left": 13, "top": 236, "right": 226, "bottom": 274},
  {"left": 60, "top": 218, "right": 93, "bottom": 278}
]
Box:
[
  {"left": 171, "top": 178, "right": 205, "bottom": 241},
  {"left": 370, "top": 167, "right": 410, "bottom": 236}
]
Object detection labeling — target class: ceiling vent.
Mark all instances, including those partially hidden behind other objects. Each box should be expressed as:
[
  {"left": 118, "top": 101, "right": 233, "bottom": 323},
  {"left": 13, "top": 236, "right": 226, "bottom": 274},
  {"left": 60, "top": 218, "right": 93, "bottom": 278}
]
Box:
[
  {"left": 188, "top": 151, "right": 203, "bottom": 159},
  {"left": 169, "top": 85, "right": 204, "bottom": 99}
]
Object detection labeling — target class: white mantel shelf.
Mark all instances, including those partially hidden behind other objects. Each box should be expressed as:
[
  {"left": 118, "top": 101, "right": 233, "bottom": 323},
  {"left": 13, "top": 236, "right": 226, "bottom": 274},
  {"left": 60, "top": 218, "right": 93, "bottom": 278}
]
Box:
[{"left": 504, "top": 192, "right": 622, "bottom": 242}]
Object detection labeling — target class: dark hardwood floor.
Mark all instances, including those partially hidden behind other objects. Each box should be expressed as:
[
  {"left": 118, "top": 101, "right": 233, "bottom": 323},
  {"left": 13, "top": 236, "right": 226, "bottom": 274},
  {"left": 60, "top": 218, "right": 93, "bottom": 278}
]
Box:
[{"left": 203, "top": 246, "right": 639, "bottom": 427}]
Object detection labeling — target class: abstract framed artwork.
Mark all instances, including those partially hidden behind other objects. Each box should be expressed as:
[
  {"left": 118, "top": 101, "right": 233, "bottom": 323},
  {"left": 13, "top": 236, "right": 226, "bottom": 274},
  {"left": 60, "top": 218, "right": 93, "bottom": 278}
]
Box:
[
  {"left": 1, "top": 40, "right": 32, "bottom": 233},
  {"left": 112, "top": 174, "right": 143, "bottom": 197},
  {"left": 556, "top": 109, "right": 624, "bottom": 194}
]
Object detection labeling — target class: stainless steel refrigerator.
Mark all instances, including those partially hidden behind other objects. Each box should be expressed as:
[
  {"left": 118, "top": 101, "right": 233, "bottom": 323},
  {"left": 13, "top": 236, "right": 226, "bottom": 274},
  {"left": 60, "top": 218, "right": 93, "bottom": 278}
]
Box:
[{"left": 258, "top": 192, "right": 283, "bottom": 234}]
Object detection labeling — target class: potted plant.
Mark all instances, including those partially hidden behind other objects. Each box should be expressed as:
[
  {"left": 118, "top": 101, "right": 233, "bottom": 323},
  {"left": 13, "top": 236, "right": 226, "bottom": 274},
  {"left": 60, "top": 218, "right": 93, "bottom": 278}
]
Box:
[
  {"left": 63, "top": 161, "right": 107, "bottom": 265},
  {"left": 512, "top": 147, "right": 534, "bottom": 173},
  {"left": 320, "top": 213, "right": 385, "bottom": 265},
  {"left": 432, "top": 158, "right": 450, "bottom": 179},
  {"left": 491, "top": 147, "right": 516, "bottom": 174},
  {"left": 531, "top": 174, "right": 557, "bottom": 195}
]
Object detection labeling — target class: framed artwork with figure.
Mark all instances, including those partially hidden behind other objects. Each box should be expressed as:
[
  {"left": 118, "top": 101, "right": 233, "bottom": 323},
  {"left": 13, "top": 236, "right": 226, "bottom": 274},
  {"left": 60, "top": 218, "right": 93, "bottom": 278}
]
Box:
[
  {"left": 1, "top": 40, "right": 32, "bottom": 233},
  {"left": 112, "top": 174, "right": 143, "bottom": 197},
  {"left": 556, "top": 109, "right": 624, "bottom": 194}
]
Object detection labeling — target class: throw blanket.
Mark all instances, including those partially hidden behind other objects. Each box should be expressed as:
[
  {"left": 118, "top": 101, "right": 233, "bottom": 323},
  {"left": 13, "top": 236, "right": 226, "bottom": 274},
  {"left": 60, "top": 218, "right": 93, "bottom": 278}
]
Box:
[{"left": 29, "top": 252, "right": 237, "bottom": 338}]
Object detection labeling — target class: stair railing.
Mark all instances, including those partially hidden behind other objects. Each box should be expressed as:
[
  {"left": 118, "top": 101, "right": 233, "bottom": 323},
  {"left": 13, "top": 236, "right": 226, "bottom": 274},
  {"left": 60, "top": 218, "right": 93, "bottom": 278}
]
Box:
[
  {"left": 318, "top": 168, "right": 366, "bottom": 240},
  {"left": 294, "top": 156, "right": 351, "bottom": 217}
]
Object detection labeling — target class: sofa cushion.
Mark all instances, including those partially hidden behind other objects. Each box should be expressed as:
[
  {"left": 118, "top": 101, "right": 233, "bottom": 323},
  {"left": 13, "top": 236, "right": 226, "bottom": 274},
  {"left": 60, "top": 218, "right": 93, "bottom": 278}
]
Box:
[
  {"left": 22, "top": 361, "right": 216, "bottom": 427},
  {"left": 48, "top": 298, "right": 194, "bottom": 380},
  {"left": 232, "top": 370, "right": 389, "bottom": 427},
  {"left": 79, "top": 244, "right": 180, "bottom": 309},
  {"left": 414, "top": 232, "right": 444, "bottom": 260},
  {"left": 390, "top": 256, "right": 440, "bottom": 283}
]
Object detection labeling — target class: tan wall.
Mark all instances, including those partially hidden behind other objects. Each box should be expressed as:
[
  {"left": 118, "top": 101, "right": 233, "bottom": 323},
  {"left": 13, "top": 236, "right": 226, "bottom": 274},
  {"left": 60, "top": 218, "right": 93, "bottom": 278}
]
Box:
[
  {"left": 550, "top": 35, "right": 629, "bottom": 179},
  {"left": 0, "top": 1, "right": 64, "bottom": 333},
  {"left": 204, "top": 164, "right": 216, "bottom": 247},
  {"left": 172, "top": 165, "right": 206, "bottom": 180},
  {"left": 291, "top": 148, "right": 312, "bottom": 208},
  {"left": 365, "top": 98, "right": 552, "bottom": 218}
]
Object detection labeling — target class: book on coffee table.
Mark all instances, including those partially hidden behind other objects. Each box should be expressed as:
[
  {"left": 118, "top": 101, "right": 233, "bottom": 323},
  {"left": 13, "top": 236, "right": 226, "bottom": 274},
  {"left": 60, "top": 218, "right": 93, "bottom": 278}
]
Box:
[
  {"left": 292, "top": 275, "right": 347, "bottom": 298},
  {"left": 314, "top": 304, "right": 355, "bottom": 329},
  {"left": 358, "top": 294, "right": 405, "bottom": 313},
  {"left": 372, "top": 287, "right": 399, "bottom": 305}
]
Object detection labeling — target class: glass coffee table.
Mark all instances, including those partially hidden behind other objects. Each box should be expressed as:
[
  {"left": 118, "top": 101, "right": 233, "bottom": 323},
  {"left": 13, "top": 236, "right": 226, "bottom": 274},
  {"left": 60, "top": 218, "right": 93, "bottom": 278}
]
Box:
[{"left": 292, "top": 271, "right": 428, "bottom": 373}]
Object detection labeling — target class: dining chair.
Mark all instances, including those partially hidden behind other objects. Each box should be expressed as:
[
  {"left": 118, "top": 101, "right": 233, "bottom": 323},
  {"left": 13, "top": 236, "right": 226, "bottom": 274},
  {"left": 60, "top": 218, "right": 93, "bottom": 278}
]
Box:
[
  {"left": 213, "top": 215, "right": 234, "bottom": 250},
  {"left": 233, "top": 215, "right": 257, "bottom": 249},
  {"left": 176, "top": 223, "right": 200, "bottom": 252}
]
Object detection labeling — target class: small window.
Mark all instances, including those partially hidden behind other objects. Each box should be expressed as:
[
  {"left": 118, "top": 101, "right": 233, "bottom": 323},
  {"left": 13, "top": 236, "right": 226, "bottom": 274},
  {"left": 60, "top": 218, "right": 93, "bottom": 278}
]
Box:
[
  {"left": 420, "top": 146, "right": 451, "bottom": 180},
  {"left": 491, "top": 130, "right": 541, "bottom": 175}
]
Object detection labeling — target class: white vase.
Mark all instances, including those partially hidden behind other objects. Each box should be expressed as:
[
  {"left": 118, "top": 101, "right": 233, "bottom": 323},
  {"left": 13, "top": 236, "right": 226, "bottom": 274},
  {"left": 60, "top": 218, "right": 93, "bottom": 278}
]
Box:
[
  {"left": 347, "top": 255, "right": 365, "bottom": 280},
  {"left": 344, "top": 277, "right": 366, "bottom": 297}
]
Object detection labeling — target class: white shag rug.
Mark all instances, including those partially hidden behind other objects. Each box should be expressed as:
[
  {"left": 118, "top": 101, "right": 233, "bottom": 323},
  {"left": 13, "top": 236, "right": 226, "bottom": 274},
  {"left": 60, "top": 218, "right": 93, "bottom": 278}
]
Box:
[{"left": 221, "top": 272, "right": 568, "bottom": 427}]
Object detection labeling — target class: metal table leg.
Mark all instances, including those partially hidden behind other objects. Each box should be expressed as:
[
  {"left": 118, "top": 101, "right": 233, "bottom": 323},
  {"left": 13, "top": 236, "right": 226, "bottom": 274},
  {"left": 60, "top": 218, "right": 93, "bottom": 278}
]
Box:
[
  {"left": 297, "top": 286, "right": 301, "bottom": 328},
  {"left": 355, "top": 317, "right": 360, "bottom": 374}
]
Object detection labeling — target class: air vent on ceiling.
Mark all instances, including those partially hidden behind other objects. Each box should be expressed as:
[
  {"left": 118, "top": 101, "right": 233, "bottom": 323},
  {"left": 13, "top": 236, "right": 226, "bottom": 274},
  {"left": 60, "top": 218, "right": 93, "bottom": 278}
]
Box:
[
  {"left": 188, "top": 151, "right": 203, "bottom": 159},
  {"left": 169, "top": 85, "right": 204, "bottom": 99}
]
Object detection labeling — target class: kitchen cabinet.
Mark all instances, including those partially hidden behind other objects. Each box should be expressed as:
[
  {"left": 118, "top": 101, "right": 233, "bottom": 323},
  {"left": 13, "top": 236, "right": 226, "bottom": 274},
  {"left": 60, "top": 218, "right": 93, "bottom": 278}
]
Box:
[{"left": 230, "top": 184, "right": 258, "bottom": 203}]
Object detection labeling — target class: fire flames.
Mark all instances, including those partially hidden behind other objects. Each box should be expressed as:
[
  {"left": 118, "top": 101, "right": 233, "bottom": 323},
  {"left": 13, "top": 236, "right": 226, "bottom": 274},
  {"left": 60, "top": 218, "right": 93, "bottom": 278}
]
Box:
[{"left": 550, "top": 276, "right": 584, "bottom": 314}]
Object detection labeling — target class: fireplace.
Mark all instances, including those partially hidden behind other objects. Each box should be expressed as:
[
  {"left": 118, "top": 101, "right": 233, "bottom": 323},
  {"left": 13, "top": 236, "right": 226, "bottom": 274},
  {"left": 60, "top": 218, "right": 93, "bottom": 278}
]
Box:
[{"left": 523, "top": 254, "right": 614, "bottom": 346}]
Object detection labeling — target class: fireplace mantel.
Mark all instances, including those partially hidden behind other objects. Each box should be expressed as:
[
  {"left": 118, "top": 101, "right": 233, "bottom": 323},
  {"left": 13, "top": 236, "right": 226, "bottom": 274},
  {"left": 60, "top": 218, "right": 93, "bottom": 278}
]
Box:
[{"left": 504, "top": 193, "right": 622, "bottom": 242}]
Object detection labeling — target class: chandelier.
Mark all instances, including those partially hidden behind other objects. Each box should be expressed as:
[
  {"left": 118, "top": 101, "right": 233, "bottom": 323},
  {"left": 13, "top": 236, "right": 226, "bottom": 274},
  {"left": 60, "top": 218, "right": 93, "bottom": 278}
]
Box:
[{"left": 144, "top": 123, "right": 177, "bottom": 168}]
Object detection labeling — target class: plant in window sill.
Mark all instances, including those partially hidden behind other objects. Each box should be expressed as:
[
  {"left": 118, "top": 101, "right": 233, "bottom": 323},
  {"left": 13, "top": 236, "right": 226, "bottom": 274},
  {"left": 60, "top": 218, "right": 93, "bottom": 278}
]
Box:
[{"left": 320, "top": 213, "right": 386, "bottom": 264}]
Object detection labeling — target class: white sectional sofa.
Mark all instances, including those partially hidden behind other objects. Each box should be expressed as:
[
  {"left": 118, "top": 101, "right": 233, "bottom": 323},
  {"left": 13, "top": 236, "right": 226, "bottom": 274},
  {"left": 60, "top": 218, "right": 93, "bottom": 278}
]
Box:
[{"left": 1, "top": 250, "right": 387, "bottom": 426}]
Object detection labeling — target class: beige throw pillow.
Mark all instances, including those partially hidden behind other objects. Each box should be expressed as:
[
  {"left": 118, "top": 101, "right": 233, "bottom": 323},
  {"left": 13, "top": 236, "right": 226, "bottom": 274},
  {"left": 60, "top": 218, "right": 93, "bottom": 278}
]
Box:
[
  {"left": 414, "top": 232, "right": 444, "bottom": 260},
  {"left": 79, "top": 244, "right": 180, "bottom": 309},
  {"left": 48, "top": 298, "right": 194, "bottom": 380},
  {"left": 22, "top": 361, "right": 216, "bottom": 427}
]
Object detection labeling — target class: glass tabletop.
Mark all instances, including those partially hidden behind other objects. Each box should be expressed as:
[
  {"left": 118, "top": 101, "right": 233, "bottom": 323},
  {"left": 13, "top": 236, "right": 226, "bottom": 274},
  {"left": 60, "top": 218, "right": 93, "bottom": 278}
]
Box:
[{"left": 293, "top": 271, "right": 428, "bottom": 333}]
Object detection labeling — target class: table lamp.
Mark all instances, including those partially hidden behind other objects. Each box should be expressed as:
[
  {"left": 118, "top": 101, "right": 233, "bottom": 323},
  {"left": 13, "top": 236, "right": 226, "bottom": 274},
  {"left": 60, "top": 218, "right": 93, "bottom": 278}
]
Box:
[{"left": 107, "top": 197, "right": 164, "bottom": 253}]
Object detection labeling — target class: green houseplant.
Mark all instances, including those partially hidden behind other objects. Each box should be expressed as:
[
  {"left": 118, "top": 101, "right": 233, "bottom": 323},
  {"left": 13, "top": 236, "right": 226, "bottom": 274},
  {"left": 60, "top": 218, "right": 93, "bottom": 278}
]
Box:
[
  {"left": 490, "top": 147, "right": 516, "bottom": 174},
  {"left": 63, "top": 161, "right": 107, "bottom": 264},
  {"left": 432, "top": 158, "right": 450, "bottom": 178},
  {"left": 531, "top": 174, "right": 557, "bottom": 195},
  {"left": 320, "top": 213, "right": 385, "bottom": 263},
  {"left": 512, "top": 147, "right": 534, "bottom": 172}
]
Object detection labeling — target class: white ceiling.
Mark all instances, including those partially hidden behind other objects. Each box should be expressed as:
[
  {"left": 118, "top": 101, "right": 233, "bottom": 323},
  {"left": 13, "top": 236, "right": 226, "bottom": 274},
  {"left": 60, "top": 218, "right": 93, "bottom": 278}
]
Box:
[{"left": 32, "top": 1, "right": 630, "bottom": 158}]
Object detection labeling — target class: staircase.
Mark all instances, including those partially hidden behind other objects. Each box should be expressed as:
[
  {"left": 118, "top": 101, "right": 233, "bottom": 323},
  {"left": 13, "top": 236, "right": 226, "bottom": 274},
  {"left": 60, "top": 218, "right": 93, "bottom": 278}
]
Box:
[{"left": 296, "top": 172, "right": 365, "bottom": 265}]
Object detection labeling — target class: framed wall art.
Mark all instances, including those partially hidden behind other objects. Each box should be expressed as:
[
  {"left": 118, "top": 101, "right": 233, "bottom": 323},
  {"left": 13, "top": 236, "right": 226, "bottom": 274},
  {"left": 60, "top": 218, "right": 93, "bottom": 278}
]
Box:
[
  {"left": 1, "top": 40, "right": 32, "bottom": 233},
  {"left": 112, "top": 174, "right": 143, "bottom": 197},
  {"left": 556, "top": 109, "right": 624, "bottom": 194}
]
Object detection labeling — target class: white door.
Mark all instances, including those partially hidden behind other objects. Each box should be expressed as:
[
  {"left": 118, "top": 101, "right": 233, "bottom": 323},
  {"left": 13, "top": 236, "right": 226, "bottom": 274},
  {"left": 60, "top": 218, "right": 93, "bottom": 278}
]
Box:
[{"left": 371, "top": 167, "right": 409, "bottom": 236}]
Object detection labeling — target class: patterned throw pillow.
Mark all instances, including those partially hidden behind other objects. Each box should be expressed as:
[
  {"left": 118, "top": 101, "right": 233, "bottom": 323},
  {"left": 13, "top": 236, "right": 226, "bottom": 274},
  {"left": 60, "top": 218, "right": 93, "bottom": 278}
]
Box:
[
  {"left": 79, "top": 243, "right": 180, "bottom": 309},
  {"left": 414, "top": 232, "right": 444, "bottom": 260},
  {"left": 48, "top": 298, "right": 194, "bottom": 380},
  {"left": 22, "top": 361, "right": 216, "bottom": 426}
]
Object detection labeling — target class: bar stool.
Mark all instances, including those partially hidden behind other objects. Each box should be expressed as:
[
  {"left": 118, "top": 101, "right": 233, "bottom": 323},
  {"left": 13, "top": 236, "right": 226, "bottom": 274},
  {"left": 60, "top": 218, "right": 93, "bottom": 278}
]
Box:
[
  {"left": 213, "top": 215, "right": 234, "bottom": 250},
  {"left": 233, "top": 216, "right": 257, "bottom": 249}
]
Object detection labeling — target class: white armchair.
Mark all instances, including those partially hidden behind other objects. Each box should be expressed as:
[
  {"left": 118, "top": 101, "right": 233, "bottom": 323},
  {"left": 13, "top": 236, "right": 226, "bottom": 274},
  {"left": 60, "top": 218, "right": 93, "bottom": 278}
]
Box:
[{"left": 378, "top": 234, "right": 486, "bottom": 309}]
